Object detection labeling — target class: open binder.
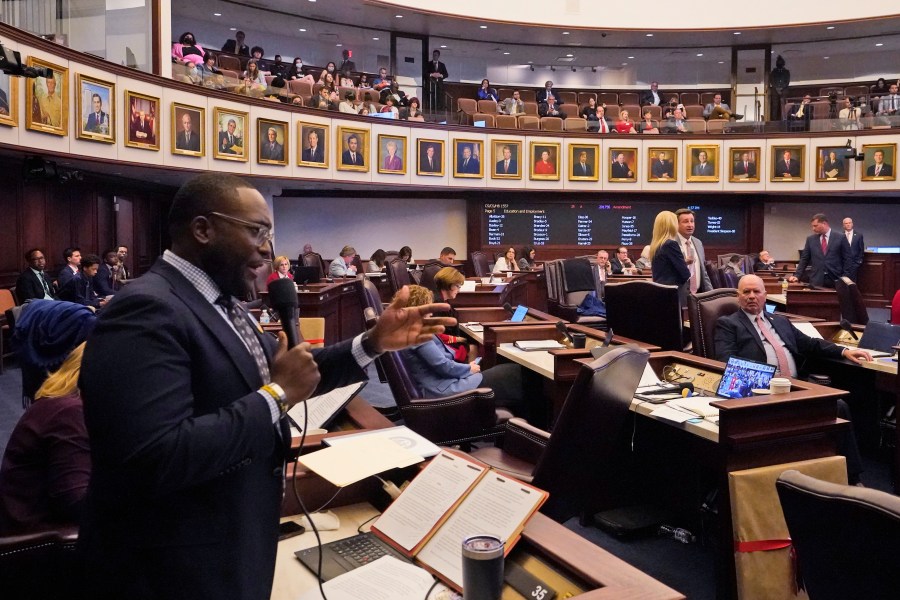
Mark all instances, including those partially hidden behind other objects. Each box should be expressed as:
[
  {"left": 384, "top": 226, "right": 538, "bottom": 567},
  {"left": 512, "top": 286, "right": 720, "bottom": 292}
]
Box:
[{"left": 370, "top": 449, "right": 548, "bottom": 591}]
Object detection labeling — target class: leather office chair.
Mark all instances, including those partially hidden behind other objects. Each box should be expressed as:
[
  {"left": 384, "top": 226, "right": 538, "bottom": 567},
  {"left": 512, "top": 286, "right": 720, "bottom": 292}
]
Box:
[
  {"left": 559, "top": 91, "right": 577, "bottom": 105},
  {"left": 834, "top": 276, "right": 869, "bottom": 326},
  {"left": 719, "top": 268, "right": 739, "bottom": 289},
  {"left": 687, "top": 288, "right": 738, "bottom": 358},
  {"left": 563, "top": 117, "right": 587, "bottom": 131},
  {"left": 706, "top": 262, "right": 724, "bottom": 289},
  {"left": 776, "top": 469, "right": 900, "bottom": 600},
  {"left": 470, "top": 251, "right": 491, "bottom": 278},
  {"left": 605, "top": 280, "right": 683, "bottom": 350},
  {"left": 418, "top": 261, "right": 445, "bottom": 294},
  {"left": 301, "top": 252, "right": 325, "bottom": 278},
  {"left": 383, "top": 250, "right": 399, "bottom": 264},
  {"left": 0, "top": 526, "right": 79, "bottom": 600},
  {"left": 544, "top": 258, "right": 605, "bottom": 327},
  {"left": 470, "top": 346, "right": 650, "bottom": 523},
  {"left": 540, "top": 117, "right": 563, "bottom": 131},
  {"left": 0, "top": 288, "right": 16, "bottom": 373},
  {"left": 386, "top": 258, "right": 413, "bottom": 296}
]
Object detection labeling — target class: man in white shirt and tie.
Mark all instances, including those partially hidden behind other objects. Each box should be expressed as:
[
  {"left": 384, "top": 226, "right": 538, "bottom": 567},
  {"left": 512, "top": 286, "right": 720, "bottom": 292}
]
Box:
[
  {"left": 675, "top": 208, "right": 712, "bottom": 297},
  {"left": 841, "top": 217, "right": 865, "bottom": 282},
  {"left": 176, "top": 113, "right": 200, "bottom": 152},
  {"left": 877, "top": 83, "right": 900, "bottom": 116},
  {"left": 495, "top": 145, "right": 517, "bottom": 176},
  {"left": 865, "top": 149, "right": 893, "bottom": 178},
  {"left": 691, "top": 151, "right": 713, "bottom": 176},
  {"left": 575, "top": 150, "right": 593, "bottom": 177},
  {"left": 595, "top": 250, "right": 610, "bottom": 284}
]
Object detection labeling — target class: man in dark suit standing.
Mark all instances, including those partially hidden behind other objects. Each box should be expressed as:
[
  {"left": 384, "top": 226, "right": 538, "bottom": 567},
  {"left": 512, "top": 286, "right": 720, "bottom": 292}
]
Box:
[
  {"left": 341, "top": 134, "right": 364, "bottom": 166},
  {"left": 841, "top": 217, "right": 865, "bottom": 282},
  {"left": 732, "top": 151, "right": 757, "bottom": 178},
  {"left": 259, "top": 127, "right": 284, "bottom": 161},
  {"left": 425, "top": 49, "right": 449, "bottom": 110},
  {"left": 221, "top": 30, "right": 250, "bottom": 56},
  {"left": 15, "top": 248, "right": 56, "bottom": 303},
  {"left": 301, "top": 129, "right": 324, "bottom": 163},
  {"left": 495, "top": 145, "right": 518, "bottom": 176},
  {"left": 77, "top": 173, "right": 454, "bottom": 599},
  {"left": 788, "top": 213, "right": 850, "bottom": 287},
  {"left": 775, "top": 149, "right": 801, "bottom": 178}
]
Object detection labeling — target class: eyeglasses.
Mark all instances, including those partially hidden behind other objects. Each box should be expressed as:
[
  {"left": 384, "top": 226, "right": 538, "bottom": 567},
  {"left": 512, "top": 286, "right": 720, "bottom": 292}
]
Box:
[{"left": 206, "top": 212, "right": 273, "bottom": 245}]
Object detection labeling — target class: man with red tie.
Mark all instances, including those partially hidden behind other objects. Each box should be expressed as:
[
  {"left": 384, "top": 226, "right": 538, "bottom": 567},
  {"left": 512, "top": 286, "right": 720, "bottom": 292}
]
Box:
[{"left": 788, "top": 213, "right": 851, "bottom": 288}]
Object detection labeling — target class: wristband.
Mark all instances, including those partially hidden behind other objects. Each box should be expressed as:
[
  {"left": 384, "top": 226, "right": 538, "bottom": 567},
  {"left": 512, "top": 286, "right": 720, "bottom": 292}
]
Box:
[{"left": 261, "top": 383, "right": 288, "bottom": 415}]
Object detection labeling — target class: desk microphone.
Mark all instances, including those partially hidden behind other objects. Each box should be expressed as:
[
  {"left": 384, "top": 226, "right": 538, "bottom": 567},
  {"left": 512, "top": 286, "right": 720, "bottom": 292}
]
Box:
[
  {"left": 840, "top": 318, "right": 859, "bottom": 341},
  {"left": 555, "top": 320, "right": 573, "bottom": 345},
  {"left": 642, "top": 382, "right": 695, "bottom": 395},
  {"left": 503, "top": 302, "right": 514, "bottom": 316},
  {"left": 268, "top": 278, "right": 301, "bottom": 348}
]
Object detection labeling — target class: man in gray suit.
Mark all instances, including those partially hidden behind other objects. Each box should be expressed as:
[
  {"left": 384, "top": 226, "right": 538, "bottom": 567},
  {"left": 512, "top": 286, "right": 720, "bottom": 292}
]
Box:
[{"left": 676, "top": 208, "right": 712, "bottom": 298}]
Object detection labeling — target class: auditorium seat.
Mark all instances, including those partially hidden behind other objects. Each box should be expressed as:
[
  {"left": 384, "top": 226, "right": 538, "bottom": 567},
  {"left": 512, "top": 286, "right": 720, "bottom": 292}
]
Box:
[
  {"left": 618, "top": 92, "right": 639, "bottom": 106},
  {"left": 559, "top": 91, "right": 578, "bottom": 105},
  {"left": 518, "top": 89, "right": 536, "bottom": 102},
  {"left": 621, "top": 104, "right": 640, "bottom": 120},
  {"left": 680, "top": 92, "right": 700, "bottom": 106},
  {"left": 0, "top": 525, "right": 79, "bottom": 600},
  {"left": 337, "top": 85, "right": 356, "bottom": 100},
  {"left": 362, "top": 89, "right": 380, "bottom": 103},
  {"left": 604, "top": 105, "right": 620, "bottom": 119},
  {"left": 476, "top": 99, "right": 498, "bottom": 114},
  {"left": 301, "top": 252, "right": 326, "bottom": 278},
  {"left": 706, "top": 119, "right": 727, "bottom": 133},
  {"left": 0, "top": 288, "right": 16, "bottom": 373},
  {"left": 684, "top": 105, "right": 704, "bottom": 119},
  {"left": 598, "top": 92, "right": 618, "bottom": 106},
  {"left": 540, "top": 117, "right": 563, "bottom": 131},
  {"left": 564, "top": 117, "right": 587, "bottom": 131},
  {"left": 819, "top": 86, "right": 843, "bottom": 98},
  {"left": 685, "top": 118, "right": 707, "bottom": 132},
  {"left": 217, "top": 54, "right": 242, "bottom": 72},
  {"left": 643, "top": 105, "right": 662, "bottom": 120},
  {"left": 523, "top": 101, "right": 539, "bottom": 115},
  {"left": 577, "top": 92, "right": 597, "bottom": 105},
  {"left": 687, "top": 288, "right": 738, "bottom": 358},
  {"left": 811, "top": 101, "right": 831, "bottom": 119},
  {"left": 288, "top": 79, "right": 312, "bottom": 99},
  {"left": 472, "top": 113, "right": 495, "bottom": 127},
  {"left": 495, "top": 114, "right": 518, "bottom": 129},
  {"left": 844, "top": 85, "right": 868, "bottom": 99},
  {"left": 457, "top": 98, "right": 477, "bottom": 125},
  {"left": 605, "top": 280, "right": 683, "bottom": 350},
  {"left": 498, "top": 88, "right": 513, "bottom": 100},
  {"left": 518, "top": 115, "right": 540, "bottom": 130}
]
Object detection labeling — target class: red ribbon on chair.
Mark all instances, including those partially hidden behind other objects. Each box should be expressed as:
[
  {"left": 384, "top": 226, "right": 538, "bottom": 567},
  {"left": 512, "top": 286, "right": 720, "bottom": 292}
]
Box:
[
  {"left": 305, "top": 338, "right": 325, "bottom": 345},
  {"left": 734, "top": 538, "right": 802, "bottom": 594}
]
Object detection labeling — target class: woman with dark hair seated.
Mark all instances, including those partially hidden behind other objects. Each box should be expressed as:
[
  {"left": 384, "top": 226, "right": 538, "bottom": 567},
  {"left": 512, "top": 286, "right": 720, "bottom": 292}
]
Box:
[
  {"left": 518, "top": 245, "right": 536, "bottom": 271},
  {"left": 368, "top": 249, "right": 387, "bottom": 272},
  {"left": 172, "top": 32, "right": 204, "bottom": 67},
  {"left": 398, "top": 246, "right": 413, "bottom": 264},
  {"left": 400, "top": 286, "right": 526, "bottom": 412}
]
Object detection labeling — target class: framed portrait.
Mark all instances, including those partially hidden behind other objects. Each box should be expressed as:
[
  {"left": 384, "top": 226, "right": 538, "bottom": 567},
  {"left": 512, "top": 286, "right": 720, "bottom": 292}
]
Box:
[
  {"left": 25, "top": 58, "right": 67, "bottom": 136},
  {"left": 336, "top": 126, "right": 368, "bottom": 172},
  {"left": 75, "top": 75, "right": 114, "bottom": 143},
  {"left": 257, "top": 118, "right": 288, "bottom": 166},
  {"left": 569, "top": 144, "right": 599, "bottom": 181},
  {"left": 377, "top": 134, "right": 406, "bottom": 175},
  {"left": 453, "top": 139, "right": 484, "bottom": 178},
  {"left": 771, "top": 145, "right": 805, "bottom": 181},
  {"left": 729, "top": 147, "right": 762, "bottom": 183},
  {"left": 124, "top": 91, "right": 160, "bottom": 151},
  {"left": 298, "top": 122, "right": 328, "bottom": 168},
  {"left": 647, "top": 147, "right": 678, "bottom": 182},
  {"left": 860, "top": 143, "right": 897, "bottom": 181},
  {"left": 608, "top": 148, "right": 637, "bottom": 182},
  {"left": 213, "top": 107, "right": 248, "bottom": 161},
  {"left": 0, "top": 72, "right": 19, "bottom": 127},
  {"left": 814, "top": 146, "right": 849, "bottom": 182},
  {"left": 491, "top": 139, "right": 522, "bottom": 180},
  {"left": 530, "top": 142, "right": 561, "bottom": 181},
  {"left": 686, "top": 144, "right": 719, "bottom": 182},
  {"left": 171, "top": 103, "right": 205, "bottom": 157},
  {"left": 416, "top": 138, "right": 444, "bottom": 176}
]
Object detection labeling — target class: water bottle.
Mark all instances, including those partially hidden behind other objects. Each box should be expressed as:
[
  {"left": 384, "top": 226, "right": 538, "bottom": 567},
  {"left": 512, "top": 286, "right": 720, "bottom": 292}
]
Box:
[
  {"left": 781, "top": 278, "right": 789, "bottom": 293},
  {"left": 259, "top": 310, "right": 270, "bottom": 325},
  {"left": 658, "top": 525, "right": 695, "bottom": 544}
]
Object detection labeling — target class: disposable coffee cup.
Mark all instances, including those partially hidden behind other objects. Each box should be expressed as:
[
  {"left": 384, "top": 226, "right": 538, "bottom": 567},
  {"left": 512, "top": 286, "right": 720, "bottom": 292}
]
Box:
[
  {"left": 769, "top": 377, "right": 791, "bottom": 394},
  {"left": 481, "top": 277, "right": 491, "bottom": 284},
  {"left": 751, "top": 388, "right": 772, "bottom": 396},
  {"left": 462, "top": 535, "right": 504, "bottom": 600},
  {"left": 571, "top": 332, "right": 587, "bottom": 349}
]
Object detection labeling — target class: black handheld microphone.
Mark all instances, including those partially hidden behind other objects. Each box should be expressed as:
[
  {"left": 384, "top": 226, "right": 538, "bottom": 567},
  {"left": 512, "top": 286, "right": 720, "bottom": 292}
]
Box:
[
  {"left": 503, "top": 302, "right": 514, "bottom": 316},
  {"left": 643, "top": 382, "right": 695, "bottom": 395},
  {"left": 268, "top": 278, "right": 301, "bottom": 348},
  {"left": 839, "top": 318, "right": 859, "bottom": 341},
  {"left": 555, "top": 320, "right": 573, "bottom": 344}
]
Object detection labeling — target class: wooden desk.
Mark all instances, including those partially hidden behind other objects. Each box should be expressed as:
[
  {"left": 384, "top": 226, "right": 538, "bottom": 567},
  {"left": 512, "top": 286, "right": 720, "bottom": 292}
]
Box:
[
  {"left": 456, "top": 306, "right": 559, "bottom": 345},
  {"left": 784, "top": 288, "right": 841, "bottom": 321},
  {"left": 450, "top": 273, "right": 529, "bottom": 308},
  {"left": 260, "top": 280, "right": 364, "bottom": 345}
]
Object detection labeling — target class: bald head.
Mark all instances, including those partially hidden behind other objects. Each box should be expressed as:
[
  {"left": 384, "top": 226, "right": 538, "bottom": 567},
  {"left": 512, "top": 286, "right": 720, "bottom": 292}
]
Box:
[{"left": 737, "top": 274, "right": 767, "bottom": 315}]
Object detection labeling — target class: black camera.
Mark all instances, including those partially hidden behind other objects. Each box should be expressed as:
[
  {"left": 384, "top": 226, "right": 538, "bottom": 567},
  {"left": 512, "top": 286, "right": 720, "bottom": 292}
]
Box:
[
  {"left": 827, "top": 91, "right": 838, "bottom": 104},
  {"left": 0, "top": 43, "right": 53, "bottom": 78}
]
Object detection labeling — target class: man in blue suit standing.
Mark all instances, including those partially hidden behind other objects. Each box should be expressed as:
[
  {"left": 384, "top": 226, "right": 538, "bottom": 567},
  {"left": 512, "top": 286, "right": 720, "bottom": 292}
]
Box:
[
  {"left": 788, "top": 213, "right": 850, "bottom": 288},
  {"left": 84, "top": 93, "right": 108, "bottom": 134},
  {"left": 77, "top": 173, "right": 454, "bottom": 600}
]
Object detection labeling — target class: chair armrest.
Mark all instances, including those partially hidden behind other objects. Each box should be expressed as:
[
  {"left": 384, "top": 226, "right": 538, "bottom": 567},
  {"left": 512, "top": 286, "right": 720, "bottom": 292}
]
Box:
[
  {"left": 401, "top": 388, "right": 501, "bottom": 445},
  {"left": 547, "top": 299, "right": 580, "bottom": 322},
  {"left": 502, "top": 417, "right": 549, "bottom": 464}
]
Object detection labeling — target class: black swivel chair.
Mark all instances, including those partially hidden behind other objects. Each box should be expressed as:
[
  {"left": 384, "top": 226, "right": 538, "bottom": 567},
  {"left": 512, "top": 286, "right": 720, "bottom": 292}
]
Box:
[
  {"left": 418, "top": 261, "right": 445, "bottom": 294},
  {"left": 834, "top": 276, "right": 870, "bottom": 326},
  {"left": 301, "top": 252, "right": 326, "bottom": 279},
  {"left": 0, "top": 526, "right": 79, "bottom": 600},
  {"left": 605, "top": 280, "right": 683, "bottom": 350},
  {"left": 385, "top": 258, "right": 413, "bottom": 296},
  {"left": 687, "top": 289, "right": 738, "bottom": 358},
  {"left": 470, "top": 251, "right": 491, "bottom": 278}
]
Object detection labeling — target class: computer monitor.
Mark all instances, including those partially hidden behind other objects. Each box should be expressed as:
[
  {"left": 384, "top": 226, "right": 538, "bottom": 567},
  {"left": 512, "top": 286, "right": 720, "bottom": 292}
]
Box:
[
  {"left": 858, "top": 321, "right": 900, "bottom": 354},
  {"left": 716, "top": 356, "right": 777, "bottom": 399},
  {"left": 292, "top": 266, "right": 321, "bottom": 285},
  {"left": 765, "top": 302, "right": 776, "bottom": 314}
]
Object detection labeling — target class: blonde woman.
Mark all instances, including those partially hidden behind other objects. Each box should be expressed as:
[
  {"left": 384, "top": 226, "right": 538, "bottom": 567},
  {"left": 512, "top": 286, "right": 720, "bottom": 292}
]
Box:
[
  {"left": 0, "top": 343, "right": 90, "bottom": 534},
  {"left": 615, "top": 109, "right": 637, "bottom": 134},
  {"left": 266, "top": 255, "right": 294, "bottom": 284},
  {"left": 649, "top": 211, "right": 690, "bottom": 288}
]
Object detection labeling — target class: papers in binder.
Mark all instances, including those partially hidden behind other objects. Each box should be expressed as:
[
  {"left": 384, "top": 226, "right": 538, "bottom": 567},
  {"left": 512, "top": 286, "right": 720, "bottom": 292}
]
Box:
[{"left": 513, "top": 339, "right": 565, "bottom": 351}]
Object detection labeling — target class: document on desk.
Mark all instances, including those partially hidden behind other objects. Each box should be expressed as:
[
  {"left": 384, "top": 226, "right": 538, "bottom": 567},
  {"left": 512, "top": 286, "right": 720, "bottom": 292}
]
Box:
[
  {"left": 460, "top": 280, "right": 477, "bottom": 292},
  {"left": 288, "top": 381, "right": 366, "bottom": 431},
  {"left": 649, "top": 405, "right": 697, "bottom": 423},
  {"left": 298, "top": 437, "right": 423, "bottom": 487},
  {"left": 793, "top": 322, "right": 823, "bottom": 339},
  {"left": 513, "top": 339, "right": 565, "bottom": 351},
  {"left": 297, "top": 556, "right": 445, "bottom": 600},
  {"left": 324, "top": 425, "right": 442, "bottom": 459}
]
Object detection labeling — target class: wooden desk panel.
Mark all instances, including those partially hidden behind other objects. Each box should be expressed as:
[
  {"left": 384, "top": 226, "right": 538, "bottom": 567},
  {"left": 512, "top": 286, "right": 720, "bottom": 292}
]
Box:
[{"left": 785, "top": 288, "right": 841, "bottom": 321}]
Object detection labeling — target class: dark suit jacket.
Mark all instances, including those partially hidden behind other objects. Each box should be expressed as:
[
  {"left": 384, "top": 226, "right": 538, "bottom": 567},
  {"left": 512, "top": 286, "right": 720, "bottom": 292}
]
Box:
[
  {"left": 651, "top": 159, "right": 674, "bottom": 178},
  {"left": 795, "top": 230, "right": 850, "bottom": 286},
  {"left": 843, "top": 231, "right": 865, "bottom": 269},
  {"left": 538, "top": 101, "right": 566, "bottom": 119},
  {"left": 573, "top": 161, "right": 593, "bottom": 177},
  {"left": 536, "top": 88, "right": 561, "bottom": 105},
  {"left": 732, "top": 160, "right": 757, "bottom": 177},
  {"left": 57, "top": 273, "right": 100, "bottom": 308},
  {"left": 175, "top": 130, "right": 201, "bottom": 151},
  {"left": 95, "top": 263, "right": 118, "bottom": 297},
  {"left": 219, "top": 132, "right": 240, "bottom": 154},
  {"left": 651, "top": 239, "right": 691, "bottom": 288},
  {"left": 221, "top": 40, "right": 249, "bottom": 56},
  {"left": 301, "top": 145, "right": 325, "bottom": 163},
  {"left": 821, "top": 158, "right": 844, "bottom": 178},
  {"left": 56, "top": 265, "right": 78, "bottom": 289},
  {"left": 692, "top": 161, "right": 714, "bottom": 176},
  {"left": 424, "top": 60, "right": 448, "bottom": 82},
  {"left": 341, "top": 150, "right": 364, "bottom": 166},
  {"left": 775, "top": 158, "right": 801, "bottom": 177},
  {"left": 77, "top": 259, "right": 365, "bottom": 599},
  {"left": 640, "top": 90, "right": 663, "bottom": 106},
  {"left": 714, "top": 310, "right": 844, "bottom": 372},
  {"left": 866, "top": 162, "right": 893, "bottom": 176},
  {"left": 85, "top": 111, "right": 108, "bottom": 133},
  {"left": 260, "top": 141, "right": 284, "bottom": 161},
  {"left": 495, "top": 159, "right": 518, "bottom": 175},
  {"left": 458, "top": 156, "right": 480, "bottom": 174},
  {"left": 14, "top": 268, "right": 55, "bottom": 303},
  {"left": 610, "top": 161, "right": 633, "bottom": 178}
]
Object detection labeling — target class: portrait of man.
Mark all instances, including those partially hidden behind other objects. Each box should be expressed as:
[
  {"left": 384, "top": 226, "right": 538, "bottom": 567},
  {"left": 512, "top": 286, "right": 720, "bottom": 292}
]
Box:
[
  {"left": 125, "top": 92, "right": 159, "bottom": 150},
  {"left": 76, "top": 75, "right": 113, "bottom": 142},
  {"left": 26, "top": 58, "right": 66, "bottom": 135},
  {"left": 862, "top": 145, "right": 896, "bottom": 180},
  {"left": 299, "top": 124, "right": 327, "bottom": 167},
  {"left": 258, "top": 120, "right": 287, "bottom": 165},
  {"left": 530, "top": 143, "right": 560, "bottom": 180},
  {"left": 417, "top": 139, "right": 444, "bottom": 176},
  {"left": 649, "top": 149, "right": 676, "bottom": 181},
  {"left": 609, "top": 149, "right": 636, "bottom": 181},
  {"left": 492, "top": 141, "right": 520, "bottom": 179},
  {"left": 772, "top": 146, "right": 804, "bottom": 180},
  {"left": 173, "top": 105, "right": 203, "bottom": 155},
  {"left": 569, "top": 145, "right": 598, "bottom": 181},
  {"left": 688, "top": 146, "right": 718, "bottom": 180},
  {"left": 213, "top": 108, "right": 247, "bottom": 161},
  {"left": 816, "top": 147, "right": 846, "bottom": 181},
  {"left": 0, "top": 72, "right": 12, "bottom": 120},
  {"left": 378, "top": 135, "right": 405, "bottom": 174},
  {"left": 731, "top": 149, "right": 759, "bottom": 181},
  {"left": 338, "top": 127, "right": 368, "bottom": 171},
  {"left": 454, "top": 140, "right": 482, "bottom": 177}
]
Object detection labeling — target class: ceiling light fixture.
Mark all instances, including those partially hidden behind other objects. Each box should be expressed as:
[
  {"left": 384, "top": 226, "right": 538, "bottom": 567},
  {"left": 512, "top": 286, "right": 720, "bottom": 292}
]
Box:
[
  {"left": 696, "top": 53, "right": 703, "bottom": 57},
  {"left": 823, "top": 56, "right": 830, "bottom": 59},
  {"left": 395, "top": 14, "right": 403, "bottom": 18},
  {"left": 562, "top": 31, "right": 570, "bottom": 35},
  {"left": 298, "top": 28, "right": 306, "bottom": 32},
  {"left": 503, "top": 52, "right": 510, "bottom": 55},
  {"left": 440, "top": 45, "right": 447, "bottom": 48},
  {"left": 734, "top": 32, "right": 741, "bottom": 35},
  {"left": 876, "top": 43, "right": 884, "bottom": 47},
  {"left": 826, "top": 25, "right": 835, "bottom": 30},
  {"left": 229, "top": 27, "right": 237, "bottom": 31},
  {"left": 566, "top": 53, "right": 573, "bottom": 57},
  {"left": 646, "top": 33, "right": 653, "bottom": 37},
  {"left": 621, "top": 62, "right": 628, "bottom": 66},
  {"left": 372, "top": 37, "right": 379, "bottom": 40},
  {"left": 627, "top": 56, "right": 634, "bottom": 59},
  {"left": 480, "top": 25, "right": 487, "bottom": 29},
  {"left": 213, "top": 12, "right": 221, "bottom": 16},
  {"left": 336, "top": 43, "right": 342, "bottom": 47}
]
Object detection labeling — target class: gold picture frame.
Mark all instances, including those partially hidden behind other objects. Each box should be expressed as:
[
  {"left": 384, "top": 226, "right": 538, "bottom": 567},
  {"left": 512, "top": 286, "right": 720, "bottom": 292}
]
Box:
[
  {"left": 860, "top": 143, "right": 896, "bottom": 181},
  {"left": 491, "top": 139, "right": 522, "bottom": 180},
  {"left": 729, "top": 147, "right": 761, "bottom": 182},
  {"left": 771, "top": 145, "right": 805, "bottom": 181},
  {"left": 213, "top": 107, "right": 248, "bottom": 161},
  {"left": 25, "top": 58, "right": 67, "bottom": 136},
  {"left": 257, "top": 118, "right": 288, "bottom": 166},
  {"left": 124, "top": 91, "right": 160, "bottom": 151},
  {"left": 337, "top": 126, "right": 368, "bottom": 172},
  {"left": 75, "top": 74, "right": 115, "bottom": 143},
  {"left": 453, "top": 139, "right": 484, "bottom": 178},
  {"left": 686, "top": 144, "right": 719, "bottom": 182},
  {"left": 529, "top": 142, "right": 561, "bottom": 181},
  {"left": 416, "top": 139, "right": 444, "bottom": 176},
  {"left": 0, "top": 72, "right": 20, "bottom": 127},
  {"left": 814, "top": 145, "right": 848, "bottom": 182},
  {"left": 647, "top": 147, "right": 677, "bottom": 182},
  {"left": 171, "top": 103, "right": 205, "bottom": 157},
  {"left": 377, "top": 134, "right": 407, "bottom": 175},
  {"left": 298, "top": 122, "right": 328, "bottom": 168},
  {"left": 608, "top": 148, "right": 637, "bottom": 182},
  {"left": 569, "top": 144, "right": 599, "bottom": 181}
]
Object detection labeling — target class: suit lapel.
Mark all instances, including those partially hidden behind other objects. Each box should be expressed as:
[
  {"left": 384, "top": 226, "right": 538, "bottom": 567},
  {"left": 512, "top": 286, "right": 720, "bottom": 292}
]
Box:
[
  {"left": 737, "top": 312, "right": 766, "bottom": 355},
  {"left": 769, "top": 315, "right": 800, "bottom": 356}
]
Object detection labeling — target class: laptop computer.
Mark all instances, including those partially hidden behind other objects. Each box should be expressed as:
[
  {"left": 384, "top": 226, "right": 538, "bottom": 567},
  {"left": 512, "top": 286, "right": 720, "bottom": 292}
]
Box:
[
  {"left": 858, "top": 321, "right": 900, "bottom": 356},
  {"left": 295, "top": 532, "right": 411, "bottom": 582},
  {"left": 292, "top": 266, "right": 321, "bottom": 285},
  {"left": 715, "top": 356, "right": 777, "bottom": 399},
  {"left": 765, "top": 302, "right": 777, "bottom": 314}
]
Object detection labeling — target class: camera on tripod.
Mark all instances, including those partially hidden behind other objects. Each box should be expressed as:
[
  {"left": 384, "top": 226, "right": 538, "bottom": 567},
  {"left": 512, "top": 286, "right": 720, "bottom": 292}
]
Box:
[{"left": 0, "top": 42, "right": 53, "bottom": 78}]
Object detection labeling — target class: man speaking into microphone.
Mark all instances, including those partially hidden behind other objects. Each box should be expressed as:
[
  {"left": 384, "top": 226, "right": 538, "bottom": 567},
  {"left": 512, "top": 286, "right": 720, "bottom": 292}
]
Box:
[{"left": 78, "top": 173, "right": 455, "bottom": 599}]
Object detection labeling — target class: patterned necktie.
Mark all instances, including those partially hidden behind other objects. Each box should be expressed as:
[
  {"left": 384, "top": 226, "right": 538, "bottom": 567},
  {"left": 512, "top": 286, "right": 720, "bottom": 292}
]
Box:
[
  {"left": 216, "top": 295, "right": 270, "bottom": 382},
  {"left": 756, "top": 314, "right": 792, "bottom": 376},
  {"left": 39, "top": 272, "right": 50, "bottom": 296},
  {"left": 685, "top": 241, "right": 698, "bottom": 293},
  {"left": 820, "top": 234, "right": 827, "bottom": 254}
]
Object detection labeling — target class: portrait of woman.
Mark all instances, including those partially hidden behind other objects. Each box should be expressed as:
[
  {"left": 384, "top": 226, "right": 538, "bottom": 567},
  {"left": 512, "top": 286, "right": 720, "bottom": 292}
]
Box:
[
  {"left": 530, "top": 142, "right": 561, "bottom": 180},
  {"left": 377, "top": 134, "right": 406, "bottom": 174}
]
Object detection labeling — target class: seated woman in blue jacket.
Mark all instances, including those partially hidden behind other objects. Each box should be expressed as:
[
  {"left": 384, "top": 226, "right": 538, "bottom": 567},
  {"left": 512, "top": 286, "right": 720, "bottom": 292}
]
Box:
[{"left": 399, "top": 285, "right": 526, "bottom": 412}]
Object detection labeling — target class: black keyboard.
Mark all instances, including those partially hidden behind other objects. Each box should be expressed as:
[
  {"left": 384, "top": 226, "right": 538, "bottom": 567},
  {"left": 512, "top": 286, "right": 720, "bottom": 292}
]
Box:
[
  {"left": 330, "top": 533, "right": 395, "bottom": 568},
  {"left": 295, "top": 532, "right": 412, "bottom": 581}
]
